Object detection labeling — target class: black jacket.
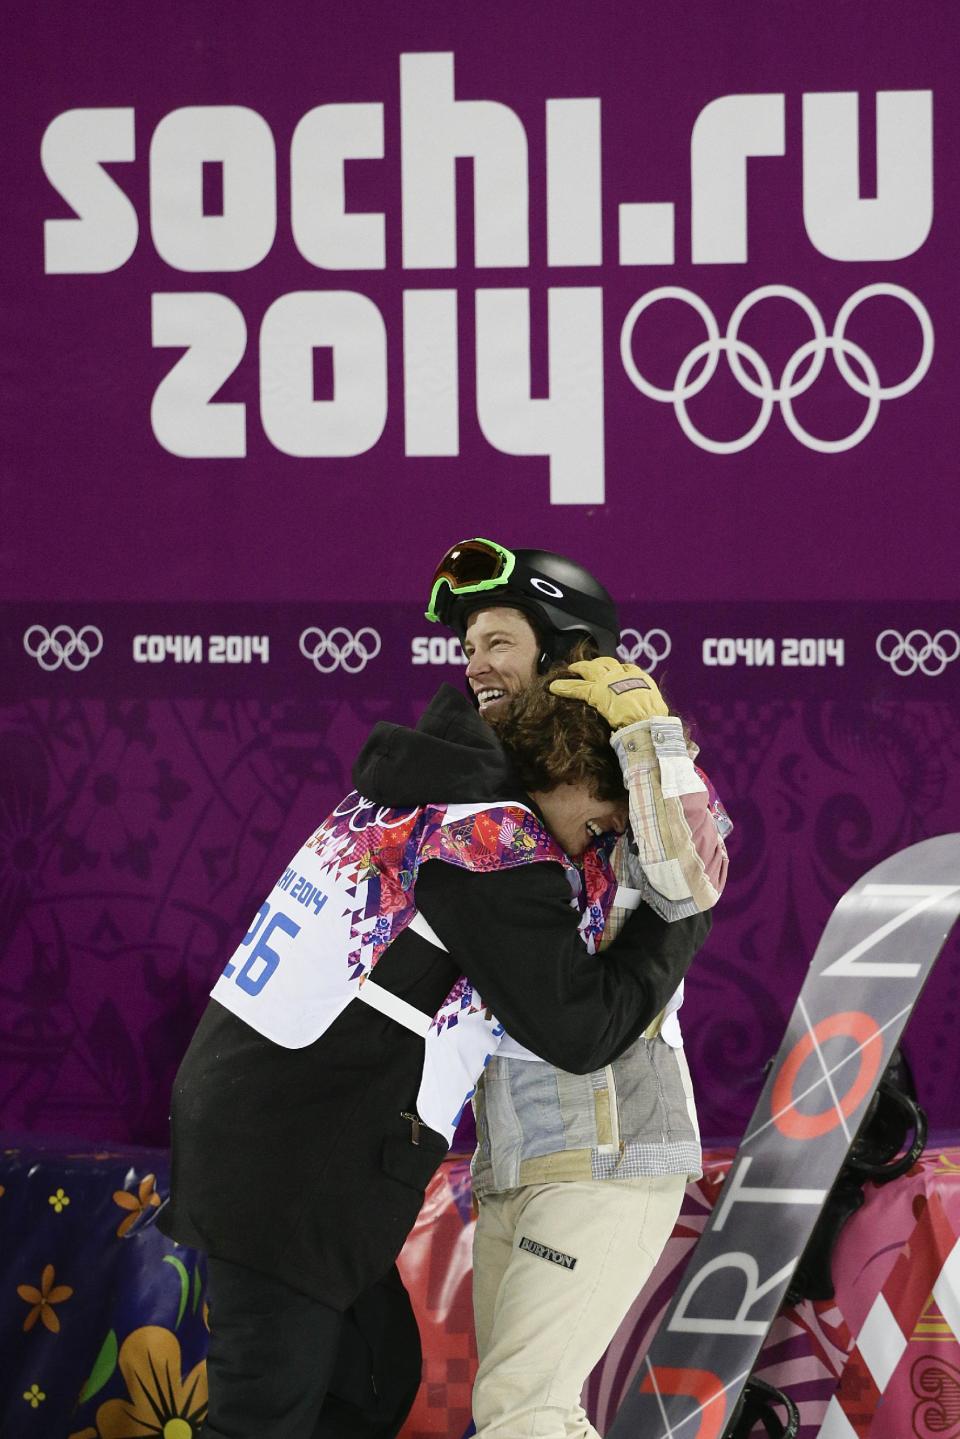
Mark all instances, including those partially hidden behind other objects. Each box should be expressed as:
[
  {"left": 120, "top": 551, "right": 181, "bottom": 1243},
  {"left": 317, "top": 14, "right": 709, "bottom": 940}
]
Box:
[{"left": 159, "top": 687, "right": 710, "bottom": 1307}]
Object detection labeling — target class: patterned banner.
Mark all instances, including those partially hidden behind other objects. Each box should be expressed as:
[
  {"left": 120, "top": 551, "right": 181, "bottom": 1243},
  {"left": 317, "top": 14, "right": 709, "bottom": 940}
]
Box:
[
  {"left": 4, "top": 603, "right": 960, "bottom": 702},
  {"left": 4, "top": 1142, "right": 960, "bottom": 1439},
  {"left": 3, "top": 1, "right": 956, "bottom": 608}
]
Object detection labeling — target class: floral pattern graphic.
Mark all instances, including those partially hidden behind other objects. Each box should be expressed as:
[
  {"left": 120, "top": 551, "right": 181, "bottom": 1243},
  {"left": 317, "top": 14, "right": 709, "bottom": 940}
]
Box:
[
  {"left": 69, "top": 1326, "right": 208, "bottom": 1439},
  {"left": 113, "top": 1174, "right": 162, "bottom": 1238},
  {"left": 3, "top": 1137, "right": 960, "bottom": 1439},
  {"left": 17, "top": 1263, "right": 73, "bottom": 1333},
  {"left": 23, "top": 1384, "right": 46, "bottom": 1408},
  {"left": 48, "top": 1187, "right": 71, "bottom": 1213}
]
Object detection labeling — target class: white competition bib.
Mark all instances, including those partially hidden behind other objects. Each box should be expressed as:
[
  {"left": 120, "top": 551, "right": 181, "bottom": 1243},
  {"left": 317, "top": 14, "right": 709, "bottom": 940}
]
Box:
[
  {"left": 209, "top": 795, "right": 576, "bottom": 1144},
  {"left": 211, "top": 833, "right": 369, "bottom": 1048}
]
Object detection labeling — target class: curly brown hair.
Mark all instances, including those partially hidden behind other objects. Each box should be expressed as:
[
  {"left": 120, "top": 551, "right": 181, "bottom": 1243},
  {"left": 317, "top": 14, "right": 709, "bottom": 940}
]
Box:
[{"left": 492, "top": 644, "right": 625, "bottom": 801}]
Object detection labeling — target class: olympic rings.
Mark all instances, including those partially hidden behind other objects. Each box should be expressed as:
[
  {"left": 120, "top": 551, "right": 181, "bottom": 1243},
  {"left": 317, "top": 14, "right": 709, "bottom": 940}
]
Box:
[
  {"left": 329, "top": 791, "right": 417, "bottom": 833},
  {"left": 620, "top": 284, "right": 933, "bottom": 454},
  {"left": 617, "top": 628, "right": 672, "bottom": 671},
  {"left": 299, "top": 626, "right": 382, "bottom": 675},
  {"left": 876, "top": 629, "right": 960, "bottom": 678},
  {"left": 23, "top": 624, "right": 104, "bottom": 672}
]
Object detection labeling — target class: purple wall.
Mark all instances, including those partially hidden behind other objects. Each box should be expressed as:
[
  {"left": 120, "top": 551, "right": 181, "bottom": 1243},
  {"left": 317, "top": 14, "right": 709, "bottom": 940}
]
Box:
[{"left": 2, "top": 1, "right": 958, "bottom": 1145}]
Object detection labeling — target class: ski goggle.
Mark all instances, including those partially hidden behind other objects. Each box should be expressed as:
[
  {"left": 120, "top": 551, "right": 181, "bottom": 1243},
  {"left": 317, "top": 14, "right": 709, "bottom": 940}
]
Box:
[{"left": 425, "top": 539, "right": 517, "bottom": 624}]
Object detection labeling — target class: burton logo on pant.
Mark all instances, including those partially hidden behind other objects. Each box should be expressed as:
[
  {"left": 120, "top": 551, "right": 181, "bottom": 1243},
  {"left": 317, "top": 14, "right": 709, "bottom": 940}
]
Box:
[{"left": 518, "top": 1236, "right": 577, "bottom": 1270}]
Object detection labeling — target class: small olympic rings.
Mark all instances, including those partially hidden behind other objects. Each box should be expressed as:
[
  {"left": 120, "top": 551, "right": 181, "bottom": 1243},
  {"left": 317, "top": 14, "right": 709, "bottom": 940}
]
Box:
[
  {"left": 617, "top": 628, "right": 672, "bottom": 671},
  {"left": 24, "top": 624, "right": 104, "bottom": 672},
  {"left": 876, "top": 629, "right": 960, "bottom": 677},
  {"left": 299, "top": 627, "right": 382, "bottom": 674}
]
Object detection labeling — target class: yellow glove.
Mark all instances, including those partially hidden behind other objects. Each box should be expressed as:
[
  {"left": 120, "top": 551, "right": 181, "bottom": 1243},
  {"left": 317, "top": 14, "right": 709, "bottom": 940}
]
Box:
[{"left": 549, "top": 656, "right": 669, "bottom": 729}]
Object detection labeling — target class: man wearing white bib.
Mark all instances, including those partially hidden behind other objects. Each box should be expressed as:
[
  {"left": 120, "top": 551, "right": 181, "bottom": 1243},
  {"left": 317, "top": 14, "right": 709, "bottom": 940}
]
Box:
[
  {"left": 416, "top": 539, "right": 731, "bottom": 1439},
  {"left": 159, "top": 666, "right": 712, "bottom": 1439}
]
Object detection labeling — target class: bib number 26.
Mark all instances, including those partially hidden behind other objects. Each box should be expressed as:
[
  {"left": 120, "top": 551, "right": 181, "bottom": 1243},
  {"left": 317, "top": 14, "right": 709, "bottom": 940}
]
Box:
[{"left": 223, "top": 901, "right": 301, "bottom": 996}]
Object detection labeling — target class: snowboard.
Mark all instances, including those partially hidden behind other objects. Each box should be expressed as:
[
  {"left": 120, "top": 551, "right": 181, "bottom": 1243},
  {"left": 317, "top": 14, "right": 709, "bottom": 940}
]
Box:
[{"left": 608, "top": 833, "right": 960, "bottom": 1439}]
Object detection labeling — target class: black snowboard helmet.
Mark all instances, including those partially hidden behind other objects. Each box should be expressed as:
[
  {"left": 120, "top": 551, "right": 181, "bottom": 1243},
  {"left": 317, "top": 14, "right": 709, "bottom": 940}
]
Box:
[{"left": 425, "top": 538, "right": 620, "bottom": 664}]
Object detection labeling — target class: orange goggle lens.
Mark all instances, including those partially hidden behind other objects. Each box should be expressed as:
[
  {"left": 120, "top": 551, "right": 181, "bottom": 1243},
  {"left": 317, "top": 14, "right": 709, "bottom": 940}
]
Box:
[{"left": 425, "top": 539, "right": 516, "bottom": 623}]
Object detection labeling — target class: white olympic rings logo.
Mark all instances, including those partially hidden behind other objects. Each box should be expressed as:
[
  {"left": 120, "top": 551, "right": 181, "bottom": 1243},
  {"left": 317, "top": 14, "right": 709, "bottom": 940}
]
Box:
[
  {"left": 620, "top": 284, "right": 934, "bottom": 454},
  {"left": 329, "top": 791, "right": 417, "bottom": 833},
  {"left": 299, "top": 627, "right": 382, "bottom": 675},
  {"left": 876, "top": 629, "right": 960, "bottom": 677},
  {"left": 24, "top": 624, "right": 104, "bottom": 672},
  {"left": 617, "top": 628, "right": 672, "bottom": 671}
]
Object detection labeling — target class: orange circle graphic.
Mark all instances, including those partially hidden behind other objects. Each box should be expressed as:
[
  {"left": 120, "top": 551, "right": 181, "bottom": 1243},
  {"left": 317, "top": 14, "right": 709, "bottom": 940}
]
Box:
[
  {"left": 640, "top": 1367, "right": 726, "bottom": 1439},
  {"left": 771, "top": 1011, "right": 883, "bottom": 1140}
]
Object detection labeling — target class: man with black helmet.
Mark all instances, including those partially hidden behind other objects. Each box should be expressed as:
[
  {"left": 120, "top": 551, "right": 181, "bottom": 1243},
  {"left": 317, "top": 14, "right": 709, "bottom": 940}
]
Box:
[
  {"left": 424, "top": 538, "right": 731, "bottom": 1439},
  {"left": 425, "top": 538, "right": 622, "bottom": 672},
  {"left": 425, "top": 538, "right": 728, "bottom": 912}
]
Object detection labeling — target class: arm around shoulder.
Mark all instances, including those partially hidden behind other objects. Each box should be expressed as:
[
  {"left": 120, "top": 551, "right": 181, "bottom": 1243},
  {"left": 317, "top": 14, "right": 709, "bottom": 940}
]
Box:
[{"left": 413, "top": 858, "right": 711, "bottom": 1073}]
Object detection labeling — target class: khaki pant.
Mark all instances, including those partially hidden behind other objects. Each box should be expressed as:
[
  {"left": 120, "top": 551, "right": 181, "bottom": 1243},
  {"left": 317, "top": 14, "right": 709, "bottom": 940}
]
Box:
[{"left": 472, "top": 1176, "right": 687, "bottom": 1439}]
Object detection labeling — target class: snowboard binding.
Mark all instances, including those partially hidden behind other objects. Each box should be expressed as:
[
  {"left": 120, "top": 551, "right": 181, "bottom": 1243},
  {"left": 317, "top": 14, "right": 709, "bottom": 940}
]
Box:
[
  {"left": 785, "top": 1048, "right": 927, "bottom": 1303},
  {"left": 723, "top": 1377, "right": 799, "bottom": 1438}
]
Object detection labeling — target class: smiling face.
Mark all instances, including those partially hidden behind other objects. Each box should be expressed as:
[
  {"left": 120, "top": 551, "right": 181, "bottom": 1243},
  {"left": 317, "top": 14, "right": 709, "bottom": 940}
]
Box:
[
  {"left": 463, "top": 607, "right": 541, "bottom": 720},
  {"left": 532, "top": 783, "right": 629, "bottom": 858}
]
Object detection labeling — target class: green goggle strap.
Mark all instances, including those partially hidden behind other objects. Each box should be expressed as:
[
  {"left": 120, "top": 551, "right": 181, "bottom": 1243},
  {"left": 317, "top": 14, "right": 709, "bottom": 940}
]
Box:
[{"left": 424, "top": 539, "right": 517, "bottom": 623}]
